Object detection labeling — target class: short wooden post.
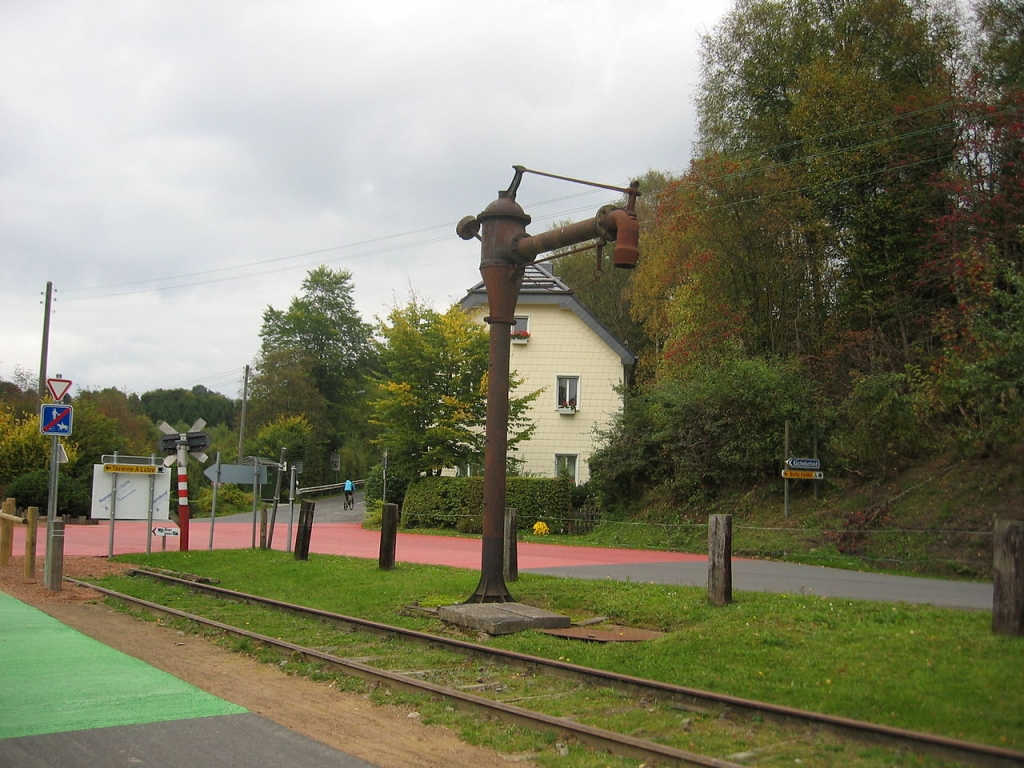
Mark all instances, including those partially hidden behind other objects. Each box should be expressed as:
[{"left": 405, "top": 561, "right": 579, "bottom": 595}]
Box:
[
  {"left": 503, "top": 507, "right": 518, "bottom": 582},
  {"left": 378, "top": 503, "right": 399, "bottom": 571},
  {"left": 993, "top": 518, "right": 1023, "bottom": 636},
  {"left": 708, "top": 514, "right": 733, "bottom": 606},
  {"left": 25, "top": 507, "right": 39, "bottom": 580},
  {"left": 0, "top": 497, "right": 15, "bottom": 566},
  {"left": 293, "top": 500, "right": 315, "bottom": 561}
]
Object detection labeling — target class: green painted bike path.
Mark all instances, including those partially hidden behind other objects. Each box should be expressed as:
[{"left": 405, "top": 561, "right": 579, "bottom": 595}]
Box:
[{"left": 0, "top": 591, "right": 245, "bottom": 740}]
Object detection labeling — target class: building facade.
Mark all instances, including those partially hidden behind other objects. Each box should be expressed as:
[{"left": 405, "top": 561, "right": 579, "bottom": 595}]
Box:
[{"left": 460, "top": 264, "right": 635, "bottom": 484}]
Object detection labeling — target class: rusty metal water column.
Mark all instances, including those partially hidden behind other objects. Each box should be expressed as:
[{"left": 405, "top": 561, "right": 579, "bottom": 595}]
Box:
[
  {"left": 457, "top": 168, "right": 641, "bottom": 604},
  {"left": 460, "top": 189, "right": 532, "bottom": 602}
]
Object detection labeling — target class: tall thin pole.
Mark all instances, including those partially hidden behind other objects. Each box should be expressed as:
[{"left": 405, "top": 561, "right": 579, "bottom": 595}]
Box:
[
  {"left": 38, "top": 281, "right": 53, "bottom": 400},
  {"left": 237, "top": 364, "right": 249, "bottom": 462}
]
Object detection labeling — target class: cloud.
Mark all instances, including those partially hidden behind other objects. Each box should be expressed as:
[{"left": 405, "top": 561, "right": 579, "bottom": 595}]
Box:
[{"left": 0, "top": 0, "right": 732, "bottom": 396}]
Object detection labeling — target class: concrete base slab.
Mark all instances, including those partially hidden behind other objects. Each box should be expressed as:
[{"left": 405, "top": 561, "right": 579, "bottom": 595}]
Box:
[{"left": 438, "top": 602, "right": 571, "bottom": 635}]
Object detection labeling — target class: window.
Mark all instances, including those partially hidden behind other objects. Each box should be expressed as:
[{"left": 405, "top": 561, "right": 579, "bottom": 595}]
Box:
[
  {"left": 556, "top": 376, "right": 579, "bottom": 411},
  {"left": 510, "top": 316, "right": 530, "bottom": 342},
  {"left": 555, "top": 454, "right": 578, "bottom": 484}
]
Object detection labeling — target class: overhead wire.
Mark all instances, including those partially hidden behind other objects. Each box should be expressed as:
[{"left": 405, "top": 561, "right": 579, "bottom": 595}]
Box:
[{"left": 54, "top": 98, "right": 1017, "bottom": 310}]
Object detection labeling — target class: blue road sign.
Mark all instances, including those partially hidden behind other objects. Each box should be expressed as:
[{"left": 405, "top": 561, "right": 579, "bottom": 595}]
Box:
[
  {"left": 40, "top": 404, "right": 74, "bottom": 436},
  {"left": 785, "top": 457, "right": 821, "bottom": 470}
]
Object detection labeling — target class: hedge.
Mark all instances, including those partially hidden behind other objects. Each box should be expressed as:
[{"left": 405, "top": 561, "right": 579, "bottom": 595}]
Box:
[{"left": 401, "top": 476, "right": 572, "bottom": 532}]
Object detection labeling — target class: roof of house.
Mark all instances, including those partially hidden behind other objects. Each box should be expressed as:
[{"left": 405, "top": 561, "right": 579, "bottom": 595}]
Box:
[{"left": 459, "top": 263, "right": 637, "bottom": 366}]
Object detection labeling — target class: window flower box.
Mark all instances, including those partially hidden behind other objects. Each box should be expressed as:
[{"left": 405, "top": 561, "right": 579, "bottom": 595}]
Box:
[
  {"left": 557, "top": 400, "right": 577, "bottom": 415},
  {"left": 510, "top": 331, "right": 530, "bottom": 344}
]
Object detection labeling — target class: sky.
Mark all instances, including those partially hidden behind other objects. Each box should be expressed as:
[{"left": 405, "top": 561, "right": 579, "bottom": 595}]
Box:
[{"left": 1, "top": 1, "right": 733, "bottom": 400}]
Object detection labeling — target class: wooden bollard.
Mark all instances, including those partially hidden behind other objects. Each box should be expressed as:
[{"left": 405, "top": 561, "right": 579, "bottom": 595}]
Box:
[
  {"left": 1, "top": 497, "right": 18, "bottom": 566},
  {"left": 378, "top": 503, "right": 399, "bottom": 571},
  {"left": 25, "top": 507, "right": 39, "bottom": 580},
  {"left": 503, "top": 507, "right": 518, "bottom": 582},
  {"left": 293, "top": 500, "right": 315, "bottom": 561},
  {"left": 993, "top": 518, "right": 1023, "bottom": 636},
  {"left": 708, "top": 514, "right": 733, "bottom": 606}
]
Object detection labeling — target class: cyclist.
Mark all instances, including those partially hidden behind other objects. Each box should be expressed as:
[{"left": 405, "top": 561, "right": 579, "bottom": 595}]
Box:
[{"left": 344, "top": 478, "right": 355, "bottom": 510}]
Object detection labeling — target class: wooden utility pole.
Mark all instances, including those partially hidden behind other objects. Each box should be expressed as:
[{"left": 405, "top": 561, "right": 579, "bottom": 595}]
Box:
[
  {"left": 38, "top": 281, "right": 53, "bottom": 401},
  {"left": 993, "top": 519, "right": 1023, "bottom": 636}
]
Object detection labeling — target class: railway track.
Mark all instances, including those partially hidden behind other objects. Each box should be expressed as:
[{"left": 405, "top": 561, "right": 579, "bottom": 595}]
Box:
[{"left": 66, "top": 570, "right": 1024, "bottom": 768}]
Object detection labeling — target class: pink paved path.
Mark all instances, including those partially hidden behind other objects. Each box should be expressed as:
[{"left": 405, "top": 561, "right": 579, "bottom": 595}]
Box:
[{"left": 10, "top": 520, "right": 703, "bottom": 570}]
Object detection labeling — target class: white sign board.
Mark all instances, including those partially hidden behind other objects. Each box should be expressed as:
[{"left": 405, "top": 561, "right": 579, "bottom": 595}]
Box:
[{"left": 90, "top": 464, "right": 172, "bottom": 520}]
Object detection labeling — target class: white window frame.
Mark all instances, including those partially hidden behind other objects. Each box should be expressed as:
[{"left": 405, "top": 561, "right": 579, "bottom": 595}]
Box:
[
  {"left": 556, "top": 375, "right": 579, "bottom": 412},
  {"left": 511, "top": 315, "right": 530, "bottom": 342},
  {"left": 555, "top": 453, "right": 579, "bottom": 484}
]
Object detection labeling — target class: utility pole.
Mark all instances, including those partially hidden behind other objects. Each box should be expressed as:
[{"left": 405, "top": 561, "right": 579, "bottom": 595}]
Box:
[
  {"left": 38, "top": 281, "right": 53, "bottom": 400},
  {"left": 237, "top": 364, "right": 249, "bottom": 462}
]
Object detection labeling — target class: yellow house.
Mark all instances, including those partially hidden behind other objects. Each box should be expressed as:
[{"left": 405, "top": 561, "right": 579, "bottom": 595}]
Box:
[{"left": 460, "top": 263, "right": 635, "bottom": 483}]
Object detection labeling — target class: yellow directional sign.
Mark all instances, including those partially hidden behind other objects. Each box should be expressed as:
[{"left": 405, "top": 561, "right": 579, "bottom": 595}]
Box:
[
  {"left": 103, "top": 464, "right": 159, "bottom": 474},
  {"left": 781, "top": 469, "right": 824, "bottom": 480}
]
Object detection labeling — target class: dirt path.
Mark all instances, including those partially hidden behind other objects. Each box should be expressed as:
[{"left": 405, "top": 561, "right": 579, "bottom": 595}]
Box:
[{"left": 1, "top": 557, "right": 537, "bottom": 768}]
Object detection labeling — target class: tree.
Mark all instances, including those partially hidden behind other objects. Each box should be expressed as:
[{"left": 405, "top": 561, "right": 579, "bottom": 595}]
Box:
[
  {"left": 253, "top": 266, "right": 377, "bottom": 482},
  {"left": 140, "top": 385, "right": 235, "bottom": 428},
  {"left": 370, "top": 300, "right": 537, "bottom": 483}
]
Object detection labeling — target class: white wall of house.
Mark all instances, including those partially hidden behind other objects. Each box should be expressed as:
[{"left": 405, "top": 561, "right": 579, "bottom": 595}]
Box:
[{"left": 466, "top": 302, "right": 627, "bottom": 483}]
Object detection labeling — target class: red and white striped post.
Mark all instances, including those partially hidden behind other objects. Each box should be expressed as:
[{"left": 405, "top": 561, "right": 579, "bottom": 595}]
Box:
[{"left": 176, "top": 440, "right": 191, "bottom": 551}]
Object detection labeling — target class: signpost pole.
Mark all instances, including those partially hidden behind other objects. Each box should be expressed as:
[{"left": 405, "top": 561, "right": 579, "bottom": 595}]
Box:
[
  {"left": 43, "top": 435, "right": 60, "bottom": 590},
  {"left": 287, "top": 463, "right": 297, "bottom": 554},
  {"left": 209, "top": 452, "right": 221, "bottom": 551},
  {"left": 250, "top": 461, "right": 259, "bottom": 549},
  {"left": 784, "top": 420, "right": 790, "bottom": 519},
  {"left": 107, "top": 451, "right": 119, "bottom": 558},
  {"left": 146, "top": 454, "right": 156, "bottom": 555}
]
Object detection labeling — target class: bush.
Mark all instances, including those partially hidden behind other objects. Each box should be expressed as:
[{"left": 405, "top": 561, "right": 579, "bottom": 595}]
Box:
[
  {"left": 830, "top": 370, "right": 933, "bottom": 476},
  {"left": 401, "top": 476, "right": 572, "bottom": 531},
  {"left": 6, "top": 469, "right": 92, "bottom": 517},
  {"left": 590, "top": 350, "right": 818, "bottom": 509},
  {"left": 192, "top": 484, "right": 254, "bottom": 517}
]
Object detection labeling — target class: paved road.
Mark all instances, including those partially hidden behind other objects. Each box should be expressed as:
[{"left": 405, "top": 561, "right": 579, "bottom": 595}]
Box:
[
  {"left": 13, "top": 495, "right": 993, "bottom": 610},
  {"left": 208, "top": 495, "right": 991, "bottom": 611}
]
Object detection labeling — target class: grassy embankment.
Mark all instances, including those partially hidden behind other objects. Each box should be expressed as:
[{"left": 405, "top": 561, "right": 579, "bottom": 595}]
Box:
[
  {"left": 104, "top": 547, "right": 1024, "bottom": 756},
  {"left": 520, "top": 452, "right": 1024, "bottom": 580}
]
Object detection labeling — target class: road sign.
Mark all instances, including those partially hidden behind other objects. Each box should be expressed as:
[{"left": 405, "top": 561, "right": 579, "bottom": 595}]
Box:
[
  {"left": 40, "top": 404, "right": 74, "bottom": 436},
  {"left": 46, "top": 377, "right": 72, "bottom": 401},
  {"left": 785, "top": 457, "right": 821, "bottom": 470},
  {"left": 204, "top": 463, "right": 268, "bottom": 485},
  {"left": 152, "top": 526, "right": 180, "bottom": 537},
  {"left": 103, "top": 464, "right": 159, "bottom": 474},
  {"left": 781, "top": 469, "right": 824, "bottom": 480},
  {"left": 91, "top": 464, "right": 170, "bottom": 520}
]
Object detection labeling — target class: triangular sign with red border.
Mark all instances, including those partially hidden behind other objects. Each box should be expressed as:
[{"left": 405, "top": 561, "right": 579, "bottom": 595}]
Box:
[{"left": 46, "top": 378, "right": 72, "bottom": 401}]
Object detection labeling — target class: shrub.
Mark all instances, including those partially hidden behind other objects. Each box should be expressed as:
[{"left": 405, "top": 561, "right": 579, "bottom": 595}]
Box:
[
  {"left": 192, "top": 484, "right": 254, "bottom": 517},
  {"left": 401, "top": 476, "right": 572, "bottom": 531}
]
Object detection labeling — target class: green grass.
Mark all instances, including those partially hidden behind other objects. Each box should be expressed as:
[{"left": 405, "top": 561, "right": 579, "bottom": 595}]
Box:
[{"left": 100, "top": 548, "right": 1024, "bottom": 754}]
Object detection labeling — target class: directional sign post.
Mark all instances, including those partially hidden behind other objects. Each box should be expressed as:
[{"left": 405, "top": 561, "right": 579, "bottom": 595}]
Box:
[
  {"left": 781, "top": 469, "right": 825, "bottom": 480},
  {"left": 40, "top": 401, "right": 74, "bottom": 592},
  {"left": 785, "top": 457, "right": 821, "bottom": 471}
]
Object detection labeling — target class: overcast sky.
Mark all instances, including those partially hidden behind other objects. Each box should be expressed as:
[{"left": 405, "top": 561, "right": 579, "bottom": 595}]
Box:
[{"left": 1, "top": 1, "right": 732, "bottom": 400}]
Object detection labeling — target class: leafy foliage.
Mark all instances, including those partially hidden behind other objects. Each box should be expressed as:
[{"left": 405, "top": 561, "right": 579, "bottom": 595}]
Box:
[
  {"left": 370, "top": 300, "right": 537, "bottom": 480},
  {"left": 140, "top": 385, "right": 235, "bottom": 428},
  {"left": 252, "top": 266, "right": 377, "bottom": 482},
  {"left": 400, "top": 476, "right": 572, "bottom": 531},
  {"left": 589, "top": 349, "right": 817, "bottom": 509}
]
